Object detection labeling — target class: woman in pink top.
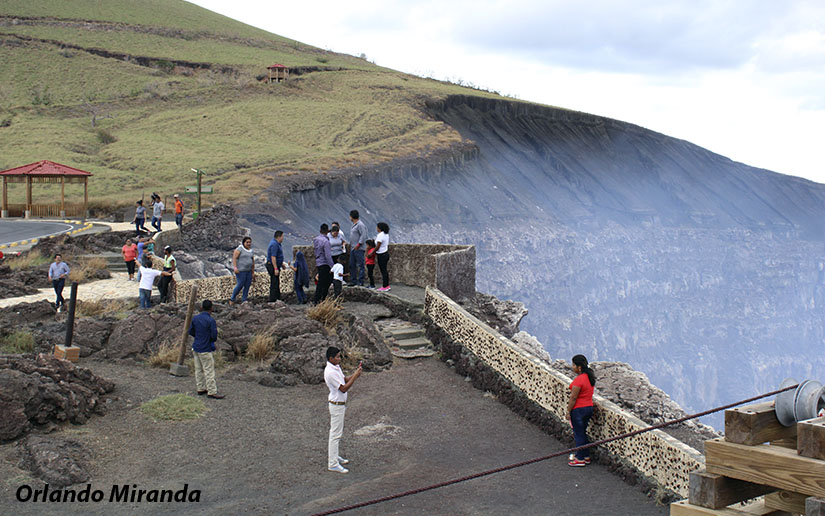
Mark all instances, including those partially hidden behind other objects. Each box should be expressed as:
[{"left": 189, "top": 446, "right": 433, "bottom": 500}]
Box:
[
  {"left": 567, "top": 354, "right": 595, "bottom": 467},
  {"left": 122, "top": 238, "right": 138, "bottom": 281}
]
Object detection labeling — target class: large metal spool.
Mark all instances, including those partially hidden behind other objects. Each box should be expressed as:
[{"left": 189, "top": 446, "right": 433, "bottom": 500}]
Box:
[{"left": 775, "top": 377, "right": 825, "bottom": 427}]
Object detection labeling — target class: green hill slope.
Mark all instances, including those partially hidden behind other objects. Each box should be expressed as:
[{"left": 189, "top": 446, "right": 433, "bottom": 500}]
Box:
[{"left": 0, "top": 0, "right": 501, "bottom": 207}]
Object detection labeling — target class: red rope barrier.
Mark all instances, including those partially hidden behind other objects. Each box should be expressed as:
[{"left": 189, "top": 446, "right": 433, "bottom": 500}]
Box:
[{"left": 309, "top": 383, "right": 799, "bottom": 516}]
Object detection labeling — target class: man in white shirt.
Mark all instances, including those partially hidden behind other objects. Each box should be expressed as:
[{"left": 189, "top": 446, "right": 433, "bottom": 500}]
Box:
[{"left": 324, "top": 346, "right": 362, "bottom": 473}]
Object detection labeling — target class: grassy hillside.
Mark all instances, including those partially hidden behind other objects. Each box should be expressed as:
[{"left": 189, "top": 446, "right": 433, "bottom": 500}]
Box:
[{"left": 0, "top": 0, "right": 503, "bottom": 208}]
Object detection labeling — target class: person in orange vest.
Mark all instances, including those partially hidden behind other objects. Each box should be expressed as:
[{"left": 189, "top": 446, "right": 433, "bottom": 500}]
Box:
[{"left": 173, "top": 194, "right": 184, "bottom": 229}]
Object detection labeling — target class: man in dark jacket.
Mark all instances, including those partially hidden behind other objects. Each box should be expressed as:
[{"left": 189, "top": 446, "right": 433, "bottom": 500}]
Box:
[
  {"left": 189, "top": 299, "right": 224, "bottom": 399},
  {"left": 266, "top": 230, "right": 285, "bottom": 302}
]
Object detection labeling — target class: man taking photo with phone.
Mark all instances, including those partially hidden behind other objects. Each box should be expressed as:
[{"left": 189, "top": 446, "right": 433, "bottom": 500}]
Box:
[{"left": 324, "top": 346, "right": 362, "bottom": 473}]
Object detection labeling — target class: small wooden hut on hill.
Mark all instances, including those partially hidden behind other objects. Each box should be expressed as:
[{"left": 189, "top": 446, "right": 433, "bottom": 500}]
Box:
[{"left": 267, "top": 63, "right": 289, "bottom": 83}]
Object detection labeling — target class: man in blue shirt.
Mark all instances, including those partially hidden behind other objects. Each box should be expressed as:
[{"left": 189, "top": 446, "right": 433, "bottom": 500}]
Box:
[
  {"left": 189, "top": 299, "right": 224, "bottom": 399},
  {"left": 47, "top": 254, "right": 70, "bottom": 311},
  {"left": 313, "top": 224, "right": 334, "bottom": 304},
  {"left": 266, "top": 230, "right": 285, "bottom": 302}
]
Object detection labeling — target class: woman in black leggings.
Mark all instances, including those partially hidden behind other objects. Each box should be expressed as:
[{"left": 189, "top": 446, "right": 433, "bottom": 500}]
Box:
[{"left": 375, "top": 222, "right": 391, "bottom": 291}]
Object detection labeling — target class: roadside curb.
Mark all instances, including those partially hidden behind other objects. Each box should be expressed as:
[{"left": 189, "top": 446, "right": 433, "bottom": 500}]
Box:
[{"left": 0, "top": 220, "right": 93, "bottom": 249}]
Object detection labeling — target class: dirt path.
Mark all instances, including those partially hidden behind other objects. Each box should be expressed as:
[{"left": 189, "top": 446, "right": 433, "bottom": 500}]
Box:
[
  {"left": 0, "top": 356, "right": 668, "bottom": 516},
  {"left": 0, "top": 272, "right": 136, "bottom": 309}
]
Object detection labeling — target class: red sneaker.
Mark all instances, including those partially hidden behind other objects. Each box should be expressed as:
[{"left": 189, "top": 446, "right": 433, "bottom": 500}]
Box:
[{"left": 568, "top": 459, "right": 587, "bottom": 467}]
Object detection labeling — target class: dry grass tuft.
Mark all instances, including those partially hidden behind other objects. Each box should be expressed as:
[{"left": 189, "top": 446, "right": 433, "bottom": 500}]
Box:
[
  {"left": 0, "top": 331, "right": 35, "bottom": 354},
  {"left": 306, "top": 296, "right": 343, "bottom": 329},
  {"left": 76, "top": 298, "right": 134, "bottom": 318},
  {"left": 68, "top": 257, "right": 109, "bottom": 283},
  {"left": 140, "top": 394, "right": 206, "bottom": 421},
  {"left": 246, "top": 332, "right": 275, "bottom": 362},
  {"left": 147, "top": 340, "right": 181, "bottom": 368},
  {"left": 5, "top": 250, "right": 50, "bottom": 270}
]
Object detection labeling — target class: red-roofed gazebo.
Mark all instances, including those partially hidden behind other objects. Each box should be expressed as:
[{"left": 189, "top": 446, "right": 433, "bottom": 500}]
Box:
[
  {"left": 267, "top": 63, "right": 289, "bottom": 83},
  {"left": 0, "top": 160, "right": 92, "bottom": 219}
]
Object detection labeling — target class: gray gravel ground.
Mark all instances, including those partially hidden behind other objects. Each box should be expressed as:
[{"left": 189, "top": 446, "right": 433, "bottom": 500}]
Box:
[{"left": 0, "top": 356, "right": 670, "bottom": 516}]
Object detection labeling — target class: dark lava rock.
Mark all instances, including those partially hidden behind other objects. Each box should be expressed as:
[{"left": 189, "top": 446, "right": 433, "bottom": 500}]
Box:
[
  {"left": 334, "top": 311, "right": 392, "bottom": 371},
  {"left": 30, "top": 229, "right": 138, "bottom": 258},
  {"left": 179, "top": 204, "right": 247, "bottom": 253},
  {"left": 462, "top": 292, "right": 527, "bottom": 338},
  {"left": 0, "top": 264, "right": 49, "bottom": 299},
  {"left": 0, "top": 300, "right": 58, "bottom": 328},
  {"left": 271, "top": 333, "right": 336, "bottom": 384},
  {"left": 105, "top": 305, "right": 184, "bottom": 360},
  {"left": 18, "top": 435, "right": 92, "bottom": 487},
  {"left": 0, "top": 354, "right": 114, "bottom": 441}
]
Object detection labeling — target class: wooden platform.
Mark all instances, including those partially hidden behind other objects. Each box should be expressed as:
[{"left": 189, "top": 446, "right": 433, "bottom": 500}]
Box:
[{"left": 671, "top": 401, "right": 825, "bottom": 516}]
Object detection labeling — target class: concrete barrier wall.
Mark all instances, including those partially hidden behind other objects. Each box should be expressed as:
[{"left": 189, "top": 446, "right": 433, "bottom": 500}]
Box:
[
  {"left": 424, "top": 287, "right": 703, "bottom": 497},
  {"left": 295, "top": 243, "right": 475, "bottom": 298}
]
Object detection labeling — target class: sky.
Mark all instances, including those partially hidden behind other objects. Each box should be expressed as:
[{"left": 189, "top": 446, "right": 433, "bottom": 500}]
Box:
[{"left": 189, "top": 0, "right": 825, "bottom": 184}]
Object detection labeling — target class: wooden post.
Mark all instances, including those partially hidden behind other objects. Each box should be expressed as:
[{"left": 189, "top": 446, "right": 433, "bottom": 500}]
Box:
[
  {"left": 60, "top": 176, "right": 65, "bottom": 214},
  {"left": 83, "top": 177, "right": 88, "bottom": 220},
  {"left": 725, "top": 402, "right": 797, "bottom": 445},
  {"left": 169, "top": 284, "right": 197, "bottom": 377},
  {"left": 26, "top": 175, "right": 32, "bottom": 213},
  {"left": 64, "top": 282, "right": 79, "bottom": 347},
  {"left": 798, "top": 416, "right": 825, "bottom": 460},
  {"left": 2, "top": 176, "right": 7, "bottom": 216},
  {"left": 688, "top": 469, "right": 774, "bottom": 509},
  {"left": 197, "top": 169, "right": 202, "bottom": 217}
]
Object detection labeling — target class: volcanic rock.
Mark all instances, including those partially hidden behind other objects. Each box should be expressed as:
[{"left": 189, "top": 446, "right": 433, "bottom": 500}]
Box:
[{"left": 18, "top": 435, "right": 92, "bottom": 487}]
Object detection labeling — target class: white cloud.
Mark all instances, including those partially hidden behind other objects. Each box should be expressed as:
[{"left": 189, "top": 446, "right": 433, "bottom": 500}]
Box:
[{"left": 188, "top": 0, "right": 825, "bottom": 183}]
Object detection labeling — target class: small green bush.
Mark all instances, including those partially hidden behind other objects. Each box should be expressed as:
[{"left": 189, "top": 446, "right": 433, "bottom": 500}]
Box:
[
  {"left": 140, "top": 394, "right": 206, "bottom": 421},
  {"left": 95, "top": 128, "right": 117, "bottom": 144},
  {"left": 1, "top": 332, "right": 35, "bottom": 354}
]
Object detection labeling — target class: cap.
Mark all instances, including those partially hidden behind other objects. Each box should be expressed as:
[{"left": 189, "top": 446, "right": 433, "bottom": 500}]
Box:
[
  {"left": 164, "top": 245, "right": 171, "bottom": 251},
  {"left": 173, "top": 194, "right": 179, "bottom": 198}
]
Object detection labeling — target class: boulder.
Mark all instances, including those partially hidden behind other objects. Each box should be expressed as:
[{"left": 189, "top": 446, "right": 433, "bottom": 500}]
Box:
[
  {"left": 271, "top": 333, "right": 334, "bottom": 384},
  {"left": 0, "top": 354, "right": 114, "bottom": 441},
  {"left": 18, "top": 435, "right": 92, "bottom": 487},
  {"left": 334, "top": 312, "right": 392, "bottom": 371},
  {"left": 462, "top": 292, "right": 527, "bottom": 338}
]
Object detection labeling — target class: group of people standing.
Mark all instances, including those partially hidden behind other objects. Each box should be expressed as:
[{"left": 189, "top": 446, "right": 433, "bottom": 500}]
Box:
[
  {"left": 120, "top": 235, "right": 176, "bottom": 309},
  {"left": 132, "top": 193, "right": 185, "bottom": 235},
  {"left": 227, "top": 210, "right": 392, "bottom": 306}
]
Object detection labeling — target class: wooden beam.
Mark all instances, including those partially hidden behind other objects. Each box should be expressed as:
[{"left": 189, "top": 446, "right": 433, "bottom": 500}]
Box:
[
  {"left": 671, "top": 499, "right": 790, "bottom": 515},
  {"left": 705, "top": 438, "right": 825, "bottom": 498},
  {"left": 769, "top": 438, "right": 798, "bottom": 450},
  {"left": 60, "top": 176, "right": 65, "bottom": 213},
  {"left": 806, "top": 497, "right": 825, "bottom": 516},
  {"left": 798, "top": 417, "right": 825, "bottom": 461},
  {"left": 690, "top": 469, "right": 774, "bottom": 509},
  {"left": 26, "top": 175, "right": 32, "bottom": 210},
  {"left": 725, "top": 402, "right": 797, "bottom": 446},
  {"left": 764, "top": 491, "right": 806, "bottom": 514},
  {"left": 83, "top": 177, "right": 88, "bottom": 219},
  {"left": 2, "top": 176, "right": 7, "bottom": 214}
]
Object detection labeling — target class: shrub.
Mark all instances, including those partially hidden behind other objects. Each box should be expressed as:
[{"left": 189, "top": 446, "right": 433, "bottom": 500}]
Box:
[
  {"left": 96, "top": 128, "right": 117, "bottom": 144},
  {"left": 316, "top": 56, "right": 329, "bottom": 64},
  {"left": 307, "top": 296, "right": 342, "bottom": 329},
  {"left": 246, "top": 332, "right": 275, "bottom": 361},
  {"left": 5, "top": 250, "right": 49, "bottom": 270},
  {"left": 1, "top": 331, "right": 35, "bottom": 354},
  {"left": 77, "top": 298, "right": 134, "bottom": 318},
  {"left": 69, "top": 257, "right": 109, "bottom": 283},
  {"left": 140, "top": 394, "right": 206, "bottom": 421},
  {"left": 147, "top": 340, "right": 180, "bottom": 368}
]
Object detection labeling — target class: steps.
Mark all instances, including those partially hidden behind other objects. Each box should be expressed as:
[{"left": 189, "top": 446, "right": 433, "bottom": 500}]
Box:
[
  {"left": 377, "top": 319, "right": 435, "bottom": 358},
  {"left": 81, "top": 253, "right": 128, "bottom": 273}
]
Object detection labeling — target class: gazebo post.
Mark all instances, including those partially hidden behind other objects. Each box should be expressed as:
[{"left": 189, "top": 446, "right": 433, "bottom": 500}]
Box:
[
  {"left": 60, "top": 176, "right": 66, "bottom": 218},
  {"left": 2, "top": 177, "right": 7, "bottom": 218},
  {"left": 83, "top": 177, "right": 88, "bottom": 221},
  {"left": 25, "top": 175, "right": 32, "bottom": 219}
]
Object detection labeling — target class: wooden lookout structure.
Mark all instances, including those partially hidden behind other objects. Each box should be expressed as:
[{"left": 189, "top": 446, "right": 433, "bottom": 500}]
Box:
[
  {"left": 267, "top": 63, "right": 289, "bottom": 83},
  {"left": 0, "top": 160, "right": 92, "bottom": 219},
  {"left": 671, "top": 400, "right": 825, "bottom": 515}
]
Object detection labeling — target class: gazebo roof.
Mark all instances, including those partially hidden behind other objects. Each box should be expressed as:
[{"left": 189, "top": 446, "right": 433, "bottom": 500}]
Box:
[
  {"left": 0, "top": 160, "right": 93, "bottom": 177},
  {"left": 267, "top": 63, "right": 288, "bottom": 69}
]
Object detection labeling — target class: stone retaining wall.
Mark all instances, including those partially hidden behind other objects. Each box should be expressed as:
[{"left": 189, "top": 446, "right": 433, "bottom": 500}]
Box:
[
  {"left": 295, "top": 243, "right": 475, "bottom": 299},
  {"left": 171, "top": 268, "right": 295, "bottom": 305},
  {"left": 424, "top": 286, "right": 703, "bottom": 498}
]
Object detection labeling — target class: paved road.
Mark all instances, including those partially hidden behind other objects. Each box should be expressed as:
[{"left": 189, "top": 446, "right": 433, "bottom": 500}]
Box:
[{"left": 0, "top": 220, "right": 75, "bottom": 246}]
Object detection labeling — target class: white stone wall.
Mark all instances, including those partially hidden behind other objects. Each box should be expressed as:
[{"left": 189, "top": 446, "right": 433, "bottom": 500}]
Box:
[{"left": 424, "top": 286, "right": 703, "bottom": 497}]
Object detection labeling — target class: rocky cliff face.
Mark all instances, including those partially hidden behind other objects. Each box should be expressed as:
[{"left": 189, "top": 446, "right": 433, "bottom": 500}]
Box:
[{"left": 243, "top": 95, "right": 825, "bottom": 429}]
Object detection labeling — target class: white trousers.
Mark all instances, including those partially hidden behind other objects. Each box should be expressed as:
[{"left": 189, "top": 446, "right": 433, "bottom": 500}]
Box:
[{"left": 328, "top": 403, "right": 346, "bottom": 468}]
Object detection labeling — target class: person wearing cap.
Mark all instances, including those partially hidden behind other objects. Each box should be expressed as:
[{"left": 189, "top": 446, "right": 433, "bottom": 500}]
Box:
[
  {"left": 324, "top": 346, "right": 362, "bottom": 473},
  {"left": 158, "top": 245, "right": 176, "bottom": 303},
  {"left": 174, "top": 194, "right": 184, "bottom": 229},
  {"left": 189, "top": 299, "right": 224, "bottom": 399}
]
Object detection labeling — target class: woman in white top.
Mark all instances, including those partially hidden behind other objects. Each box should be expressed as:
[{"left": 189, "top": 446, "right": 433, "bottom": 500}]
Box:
[
  {"left": 230, "top": 236, "right": 255, "bottom": 304},
  {"left": 375, "top": 222, "right": 390, "bottom": 291},
  {"left": 327, "top": 224, "right": 347, "bottom": 266}
]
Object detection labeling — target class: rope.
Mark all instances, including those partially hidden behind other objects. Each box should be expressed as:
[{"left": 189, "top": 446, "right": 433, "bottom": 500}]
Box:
[{"left": 309, "top": 383, "right": 798, "bottom": 516}]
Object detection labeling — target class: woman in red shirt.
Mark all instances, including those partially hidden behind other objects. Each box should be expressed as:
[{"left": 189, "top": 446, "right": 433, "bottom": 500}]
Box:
[
  {"left": 122, "top": 238, "right": 138, "bottom": 281},
  {"left": 567, "top": 354, "right": 595, "bottom": 467}
]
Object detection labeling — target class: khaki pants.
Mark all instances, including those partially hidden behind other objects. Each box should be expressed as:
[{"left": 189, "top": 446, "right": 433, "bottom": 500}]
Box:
[
  {"left": 194, "top": 352, "right": 217, "bottom": 395},
  {"left": 328, "top": 403, "right": 346, "bottom": 468}
]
